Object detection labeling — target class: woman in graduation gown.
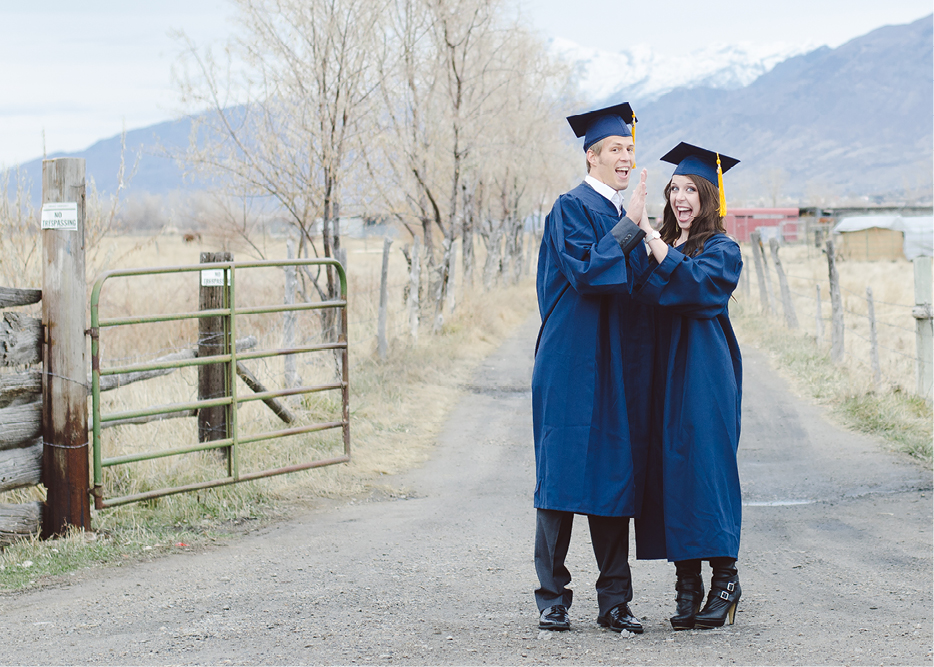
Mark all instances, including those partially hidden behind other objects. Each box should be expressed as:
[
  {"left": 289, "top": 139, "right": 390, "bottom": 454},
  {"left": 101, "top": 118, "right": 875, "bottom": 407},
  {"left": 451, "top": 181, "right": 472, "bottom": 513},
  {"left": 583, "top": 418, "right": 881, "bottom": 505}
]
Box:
[{"left": 629, "top": 143, "right": 744, "bottom": 630}]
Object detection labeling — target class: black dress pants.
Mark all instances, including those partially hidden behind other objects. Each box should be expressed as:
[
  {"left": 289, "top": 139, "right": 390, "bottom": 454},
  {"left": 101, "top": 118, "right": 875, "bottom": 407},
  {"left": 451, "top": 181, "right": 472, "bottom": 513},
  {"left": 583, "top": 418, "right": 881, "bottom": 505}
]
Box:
[{"left": 534, "top": 508, "right": 633, "bottom": 616}]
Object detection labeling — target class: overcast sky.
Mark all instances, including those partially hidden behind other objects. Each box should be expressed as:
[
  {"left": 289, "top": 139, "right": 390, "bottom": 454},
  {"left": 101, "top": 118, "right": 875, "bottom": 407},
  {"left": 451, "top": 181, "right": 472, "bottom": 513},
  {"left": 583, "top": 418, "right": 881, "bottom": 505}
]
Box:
[{"left": 0, "top": 0, "right": 930, "bottom": 166}]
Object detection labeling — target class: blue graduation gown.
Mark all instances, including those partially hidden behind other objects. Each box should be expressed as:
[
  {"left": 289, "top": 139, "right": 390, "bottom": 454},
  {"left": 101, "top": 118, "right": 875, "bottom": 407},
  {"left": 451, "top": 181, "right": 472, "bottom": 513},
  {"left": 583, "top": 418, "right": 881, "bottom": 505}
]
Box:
[
  {"left": 532, "top": 182, "right": 654, "bottom": 518},
  {"left": 630, "top": 234, "right": 743, "bottom": 561}
]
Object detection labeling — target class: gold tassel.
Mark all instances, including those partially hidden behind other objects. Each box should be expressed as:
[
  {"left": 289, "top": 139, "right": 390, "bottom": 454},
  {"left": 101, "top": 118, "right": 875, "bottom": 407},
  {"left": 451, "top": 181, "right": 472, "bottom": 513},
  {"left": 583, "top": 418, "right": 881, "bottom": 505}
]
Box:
[
  {"left": 631, "top": 118, "right": 636, "bottom": 170},
  {"left": 717, "top": 153, "right": 727, "bottom": 217}
]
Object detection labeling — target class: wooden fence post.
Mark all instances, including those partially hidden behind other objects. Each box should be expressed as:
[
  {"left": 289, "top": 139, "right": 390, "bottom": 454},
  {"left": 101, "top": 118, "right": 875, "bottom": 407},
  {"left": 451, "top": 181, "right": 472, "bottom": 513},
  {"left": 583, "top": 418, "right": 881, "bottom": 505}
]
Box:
[
  {"left": 446, "top": 240, "right": 458, "bottom": 314},
  {"left": 815, "top": 284, "right": 823, "bottom": 348},
  {"left": 913, "top": 256, "right": 933, "bottom": 400},
  {"left": 866, "top": 286, "right": 882, "bottom": 391},
  {"left": 283, "top": 239, "right": 300, "bottom": 390},
  {"left": 377, "top": 237, "right": 392, "bottom": 360},
  {"left": 749, "top": 232, "right": 771, "bottom": 314},
  {"left": 408, "top": 236, "right": 420, "bottom": 341},
  {"left": 758, "top": 235, "right": 778, "bottom": 315},
  {"left": 769, "top": 238, "right": 798, "bottom": 329},
  {"left": 740, "top": 254, "right": 750, "bottom": 297},
  {"left": 40, "top": 157, "right": 91, "bottom": 536},
  {"left": 826, "top": 240, "right": 845, "bottom": 364},
  {"left": 198, "top": 251, "right": 232, "bottom": 451}
]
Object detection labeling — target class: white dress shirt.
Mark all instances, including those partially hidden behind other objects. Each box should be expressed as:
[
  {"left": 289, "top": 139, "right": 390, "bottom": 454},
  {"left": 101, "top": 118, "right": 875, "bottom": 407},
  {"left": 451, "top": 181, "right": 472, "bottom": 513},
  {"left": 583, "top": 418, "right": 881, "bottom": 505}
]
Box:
[{"left": 584, "top": 174, "right": 625, "bottom": 215}]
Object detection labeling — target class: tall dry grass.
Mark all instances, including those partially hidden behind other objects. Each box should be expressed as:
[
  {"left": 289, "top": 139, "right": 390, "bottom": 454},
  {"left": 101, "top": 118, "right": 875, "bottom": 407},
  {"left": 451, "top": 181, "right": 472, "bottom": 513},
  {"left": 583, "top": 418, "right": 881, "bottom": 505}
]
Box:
[{"left": 732, "top": 242, "right": 932, "bottom": 461}]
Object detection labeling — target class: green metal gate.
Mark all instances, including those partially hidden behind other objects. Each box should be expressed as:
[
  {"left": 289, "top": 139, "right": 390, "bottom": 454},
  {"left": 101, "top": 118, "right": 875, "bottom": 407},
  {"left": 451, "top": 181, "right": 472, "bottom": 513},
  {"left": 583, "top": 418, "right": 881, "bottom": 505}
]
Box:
[{"left": 89, "top": 258, "right": 349, "bottom": 509}]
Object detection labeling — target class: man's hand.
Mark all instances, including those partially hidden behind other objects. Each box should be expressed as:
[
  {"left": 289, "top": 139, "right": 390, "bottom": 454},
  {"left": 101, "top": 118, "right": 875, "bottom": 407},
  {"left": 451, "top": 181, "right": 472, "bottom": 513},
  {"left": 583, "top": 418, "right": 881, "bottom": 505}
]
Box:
[{"left": 627, "top": 169, "right": 648, "bottom": 224}]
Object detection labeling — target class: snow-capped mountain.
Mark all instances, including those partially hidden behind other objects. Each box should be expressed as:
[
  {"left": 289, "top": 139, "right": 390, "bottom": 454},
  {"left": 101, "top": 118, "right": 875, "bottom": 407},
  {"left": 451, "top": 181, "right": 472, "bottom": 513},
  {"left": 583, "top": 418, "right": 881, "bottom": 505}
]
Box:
[{"left": 550, "top": 37, "right": 815, "bottom": 106}]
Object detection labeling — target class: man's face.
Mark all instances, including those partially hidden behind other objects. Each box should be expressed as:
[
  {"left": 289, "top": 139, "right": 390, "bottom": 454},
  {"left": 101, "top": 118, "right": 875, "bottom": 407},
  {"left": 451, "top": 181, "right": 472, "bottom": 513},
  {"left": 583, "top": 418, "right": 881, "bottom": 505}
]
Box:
[{"left": 587, "top": 136, "right": 635, "bottom": 191}]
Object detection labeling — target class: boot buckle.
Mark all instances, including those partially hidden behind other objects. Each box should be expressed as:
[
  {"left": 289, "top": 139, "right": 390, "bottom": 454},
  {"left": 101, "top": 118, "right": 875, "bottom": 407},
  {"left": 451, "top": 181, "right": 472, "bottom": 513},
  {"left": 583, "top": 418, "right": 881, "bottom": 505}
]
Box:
[
  {"left": 727, "top": 582, "right": 735, "bottom": 592},
  {"left": 719, "top": 590, "right": 730, "bottom": 600}
]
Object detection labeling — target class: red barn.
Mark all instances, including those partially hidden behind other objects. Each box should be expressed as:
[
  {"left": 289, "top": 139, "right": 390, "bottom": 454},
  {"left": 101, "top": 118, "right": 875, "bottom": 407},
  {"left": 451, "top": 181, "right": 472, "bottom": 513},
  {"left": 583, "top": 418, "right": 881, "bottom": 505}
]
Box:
[{"left": 723, "top": 208, "right": 800, "bottom": 243}]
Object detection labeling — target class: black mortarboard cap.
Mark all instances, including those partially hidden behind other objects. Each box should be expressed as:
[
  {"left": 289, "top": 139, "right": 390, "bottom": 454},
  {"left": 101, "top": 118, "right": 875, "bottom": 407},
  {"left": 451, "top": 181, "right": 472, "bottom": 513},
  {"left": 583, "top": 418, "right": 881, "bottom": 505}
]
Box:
[
  {"left": 660, "top": 142, "right": 740, "bottom": 216},
  {"left": 566, "top": 103, "right": 636, "bottom": 152}
]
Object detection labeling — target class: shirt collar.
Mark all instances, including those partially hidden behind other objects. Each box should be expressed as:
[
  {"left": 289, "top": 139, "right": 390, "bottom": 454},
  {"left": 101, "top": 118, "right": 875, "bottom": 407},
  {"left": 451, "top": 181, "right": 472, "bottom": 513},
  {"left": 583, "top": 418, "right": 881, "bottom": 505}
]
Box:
[{"left": 584, "top": 174, "right": 624, "bottom": 214}]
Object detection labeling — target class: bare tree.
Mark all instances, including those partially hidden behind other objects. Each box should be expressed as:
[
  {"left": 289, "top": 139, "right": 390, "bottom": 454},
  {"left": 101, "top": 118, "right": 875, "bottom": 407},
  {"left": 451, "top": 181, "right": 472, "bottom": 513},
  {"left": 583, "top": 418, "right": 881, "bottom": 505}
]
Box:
[
  {"left": 174, "top": 0, "right": 385, "bottom": 320},
  {"left": 374, "top": 0, "right": 575, "bottom": 316}
]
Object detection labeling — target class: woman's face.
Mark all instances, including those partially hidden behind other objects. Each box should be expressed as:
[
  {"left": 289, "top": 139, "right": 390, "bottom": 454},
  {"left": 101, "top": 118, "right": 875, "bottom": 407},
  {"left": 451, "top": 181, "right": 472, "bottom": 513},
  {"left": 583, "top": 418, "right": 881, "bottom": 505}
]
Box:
[{"left": 669, "top": 175, "right": 701, "bottom": 233}]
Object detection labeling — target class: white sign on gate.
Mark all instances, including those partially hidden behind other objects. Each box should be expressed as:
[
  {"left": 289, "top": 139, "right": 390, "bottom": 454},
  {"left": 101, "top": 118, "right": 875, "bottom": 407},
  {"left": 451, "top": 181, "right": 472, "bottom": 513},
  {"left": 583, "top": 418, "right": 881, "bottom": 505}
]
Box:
[
  {"left": 40, "top": 202, "right": 79, "bottom": 230},
  {"left": 200, "top": 269, "right": 226, "bottom": 287}
]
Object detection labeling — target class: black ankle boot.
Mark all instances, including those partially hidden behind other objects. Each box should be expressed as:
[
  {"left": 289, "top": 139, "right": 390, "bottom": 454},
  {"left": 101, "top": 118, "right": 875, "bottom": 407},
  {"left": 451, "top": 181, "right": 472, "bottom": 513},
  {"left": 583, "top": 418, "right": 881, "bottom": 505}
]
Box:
[
  {"left": 694, "top": 559, "right": 741, "bottom": 629},
  {"left": 669, "top": 563, "right": 704, "bottom": 630}
]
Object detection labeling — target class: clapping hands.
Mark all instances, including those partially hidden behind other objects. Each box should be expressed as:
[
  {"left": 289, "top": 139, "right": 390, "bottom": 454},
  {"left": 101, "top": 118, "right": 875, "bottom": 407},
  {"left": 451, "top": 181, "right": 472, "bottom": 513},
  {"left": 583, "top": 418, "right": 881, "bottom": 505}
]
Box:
[{"left": 627, "top": 169, "right": 648, "bottom": 224}]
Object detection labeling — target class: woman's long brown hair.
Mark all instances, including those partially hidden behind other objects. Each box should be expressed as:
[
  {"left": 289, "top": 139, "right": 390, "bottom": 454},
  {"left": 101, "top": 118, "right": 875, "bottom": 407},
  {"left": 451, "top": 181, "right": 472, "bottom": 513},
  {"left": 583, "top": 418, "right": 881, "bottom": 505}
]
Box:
[{"left": 659, "top": 176, "right": 726, "bottom": 257}]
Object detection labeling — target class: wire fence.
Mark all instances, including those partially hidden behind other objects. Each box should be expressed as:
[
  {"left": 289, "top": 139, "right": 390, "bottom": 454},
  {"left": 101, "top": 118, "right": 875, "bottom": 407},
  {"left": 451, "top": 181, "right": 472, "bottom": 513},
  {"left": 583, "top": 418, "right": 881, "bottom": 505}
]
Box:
[{"left": 737, "top": 234, "right": 932, "bottom": 399}]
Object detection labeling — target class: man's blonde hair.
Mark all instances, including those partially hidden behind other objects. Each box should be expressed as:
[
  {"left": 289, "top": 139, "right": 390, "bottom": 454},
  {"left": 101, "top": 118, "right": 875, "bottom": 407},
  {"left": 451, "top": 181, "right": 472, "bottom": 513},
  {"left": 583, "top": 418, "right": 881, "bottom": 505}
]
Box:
[{"left": 585, "top": 139, "right": 606, "bottom": 173}]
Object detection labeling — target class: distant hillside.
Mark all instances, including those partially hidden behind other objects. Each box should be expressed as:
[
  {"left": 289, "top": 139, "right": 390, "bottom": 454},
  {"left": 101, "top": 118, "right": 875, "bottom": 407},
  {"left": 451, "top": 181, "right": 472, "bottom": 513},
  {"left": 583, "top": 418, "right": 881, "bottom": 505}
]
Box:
[
  {"left": 16, "top": 117, "right": 196, "bottom": 204},
  {"left": 12, "top": 15, "right": 933, "bottom": 205},
  {"left": 631, "top": 15, "right": 933, "bottom": 202}
]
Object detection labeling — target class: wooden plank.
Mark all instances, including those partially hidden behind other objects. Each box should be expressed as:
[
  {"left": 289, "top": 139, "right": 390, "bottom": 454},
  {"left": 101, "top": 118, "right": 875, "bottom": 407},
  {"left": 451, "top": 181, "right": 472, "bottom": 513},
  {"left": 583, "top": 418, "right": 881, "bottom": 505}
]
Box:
[
  {"left": 92, "top": 336, "right": 256, "bottom": 392},
  {"left": 0, "top": 370, "right": 41, "bottom": 408},
  {"left": 0, "top": 287, "right": 41, "bottom": 308},
  {"left": 0, "top": 312, "right": 42, "bottom": 366},
  {"left": 236, "top": 362, "right": 294, "bottom": 424},
  {"left": 0, "top": 401, "right": 41, "bottom": 451},
  {"left": 0, "top": 501, "right": 42, "bottom": 547},
  {"left": 0, "top": 439, "right": 42, "bottom": 492}
]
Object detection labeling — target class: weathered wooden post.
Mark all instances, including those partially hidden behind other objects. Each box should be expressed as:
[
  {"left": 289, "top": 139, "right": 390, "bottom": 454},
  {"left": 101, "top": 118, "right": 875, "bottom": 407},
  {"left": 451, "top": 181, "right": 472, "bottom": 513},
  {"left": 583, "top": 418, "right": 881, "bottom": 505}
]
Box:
[
  {"left": 198, "top": 251, "right": 232, "bottom": 450},
  {"left": 769, "top": 237, "right": 798, "bottom": 329},
  {"left": 866, "top": 286, "right": 882, "bottom": 391},
  {"left": 40, "top": 157, "right": 91, "bottom": 536},
  {"left": 815, "top": 284, "right": 824, "bottom": 348},
  {"left": 826, "top": 240, "right": 845, "bottom": 364},
  {"left": 283, "top": 239, "right": 300, "bottom": 390},
  {"left": 912, "top": 256, "right": 933, "bottom": 400},
  {"left": 408, "top": 236, "right": 420, "bottom": 341},
  {"left": 377, "top": 237, "right": 392, "bottom": 360},
  {"left": 749, "top": 233, "right": 771, "bottom": 314},
  {"left": 446, "top": 240, "right": 458, "bottom": 314},
  {"left": 758, "top": 235, "right": 778, "bottom": 315},
  {"left": 740, "top": 254, "right": 750, "bottom": 297}
]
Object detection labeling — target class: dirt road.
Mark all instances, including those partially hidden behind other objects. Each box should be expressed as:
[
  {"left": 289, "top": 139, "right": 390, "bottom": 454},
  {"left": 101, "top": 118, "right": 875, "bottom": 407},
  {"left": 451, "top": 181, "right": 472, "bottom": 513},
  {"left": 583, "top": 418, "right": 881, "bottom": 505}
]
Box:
[{"left": 0, "top": 314, "right": 930, "bottom": 665}]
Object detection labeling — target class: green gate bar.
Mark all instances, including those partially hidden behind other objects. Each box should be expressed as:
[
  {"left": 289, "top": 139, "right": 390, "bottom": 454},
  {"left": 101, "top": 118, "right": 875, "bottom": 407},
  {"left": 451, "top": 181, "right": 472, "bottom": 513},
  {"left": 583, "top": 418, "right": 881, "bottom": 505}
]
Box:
[{"left": 89, "top": 258, "right": 349, "bottom": 508}]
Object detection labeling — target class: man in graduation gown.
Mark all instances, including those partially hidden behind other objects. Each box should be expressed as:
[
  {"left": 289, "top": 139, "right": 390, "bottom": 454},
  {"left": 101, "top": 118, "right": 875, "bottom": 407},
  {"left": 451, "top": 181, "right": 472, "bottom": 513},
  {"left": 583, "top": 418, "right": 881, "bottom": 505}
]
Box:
[{"left": 532, "top": 103, "right": 656, "bottom": 634}]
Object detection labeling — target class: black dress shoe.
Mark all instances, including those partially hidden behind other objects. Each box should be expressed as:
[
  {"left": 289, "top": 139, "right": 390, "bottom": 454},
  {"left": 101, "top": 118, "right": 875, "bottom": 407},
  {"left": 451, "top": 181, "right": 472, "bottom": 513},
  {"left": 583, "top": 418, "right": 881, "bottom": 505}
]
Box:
[
  {"left": 539, "top": 605, "right": 570, "bottom": 631},
  {"left": 597, "top": 603, "right": 644, "bottom": 634}
]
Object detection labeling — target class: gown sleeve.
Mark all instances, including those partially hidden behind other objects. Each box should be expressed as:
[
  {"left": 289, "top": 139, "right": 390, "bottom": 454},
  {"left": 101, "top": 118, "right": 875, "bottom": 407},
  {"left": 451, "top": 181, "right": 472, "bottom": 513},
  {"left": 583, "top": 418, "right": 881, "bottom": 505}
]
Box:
[
  {"left": 633, "top": 236, "right": 742, "bottom": 318},
  {"left": 545, "top": 195, "right": 645, "bottom": 295}
]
